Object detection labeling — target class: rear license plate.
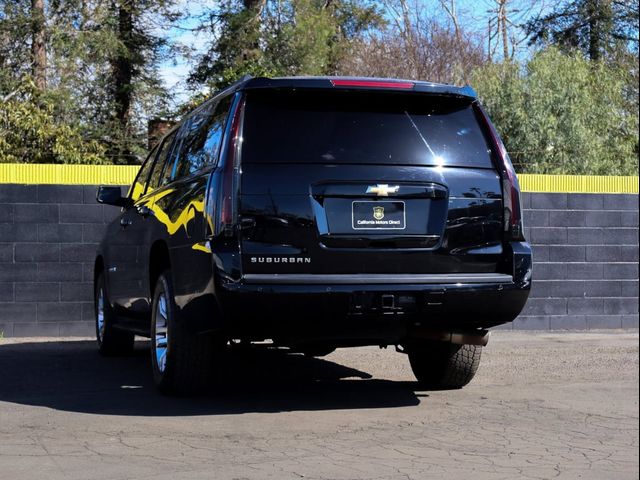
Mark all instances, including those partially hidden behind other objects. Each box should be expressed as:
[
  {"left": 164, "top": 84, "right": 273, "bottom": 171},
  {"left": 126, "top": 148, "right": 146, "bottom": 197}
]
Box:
[{"left": 352, "top": 201, "right": 406, "bottom": 230}]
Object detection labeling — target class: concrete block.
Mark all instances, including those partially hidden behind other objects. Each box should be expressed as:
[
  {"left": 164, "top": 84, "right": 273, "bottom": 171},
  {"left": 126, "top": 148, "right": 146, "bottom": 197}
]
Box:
[
  {"left": 13, "top": 322, "right": 60, "bottom": 337},
  {"left": 522, "top": 297, "right": 566, "bottom": 315},
  {"left": 620, "top": 246, "right": 639, "bottom": 262},
  {"left": 585, "top": 211, "right": 622, "bottom": 227},
  {"left": 0, "top": 243, "right": 12, "bottom": 262},
  {"left": 583, "top": 280, "right": 622, "bottom": 297},
  {"left": 567, "top": 228, "right": 603, "bottom": 245},
  {"left": 0, "top": 263, "right": 37, "bottom": 282},
  {"left": 15, "top": 283, "right": 60, "bottom": 302},
  {"left": 58, "top": 321, "right": 94, "bottom": 336},
  {"left": 82, "top": 263, "right": 95, "bottom": 283},
  {"left": 621, "top": 314, "right": 639, "bottom": 328},
  {"left": 531, "top": 193, "right": 567, "bottom": 210},
  {"left": 568, "top": 297, "right": 604, "bottom": 315},
  {"left": 37, "top": 185, "right": 83, "bottom": 204},
  {"left": 0, "top": 223, "right": 38, "bottom": 242},
  {"left": 567, "top": 193, "right": 604, "bottom": 210},
  {"left": 520, "top": 193, "right": 532, "bottom": 209},
  {"left": 586, "top": 315, "right": 622, "bottom": 329},
  {"left": 531, "top": 245, "right": 549, "bottom": 261},
  {"left": 0, "top": 282, "right": 14, "bottom": 301},
  {"left": 603, "top": 228, "right": 639, "bottom": 245},
  {"left": 0, "top": 204, "right": 14, "bottom": 223},
  {"left": 0, "top": 303, "right": 37, "bottom": 322},
  {"left": 59, "top": 204, "right": 104, "bottom": 224},
  {"left": 603, "top": 194, "right": 639, "bottom": 211},
  {"left": 604, "top": 263, "right": 639, "bottom": 279},
  {"left": 513, "top": 316, "right": 550, "bottom": 330},
  {"left": 533, "top": 262, "right": 566, "bottom": 280},
  {"left": 621, "top": 211, "right": 639, "bottom": 227},
  {"left": 0, "top": 185, "right": 38, "bottom": 203},
  {"left": 549, "top": 315, "right": 587, "bottom": 330},
  {"left": 14, "top": 243, "right": 60, "bottom": 262},
  {"left": 530, "top": 227, "right": 567, "bottom": 245},
  {"left": 81, "top": 302, "right": 96, "bottom": 321},
  {"left": 13, "top": 204, "right": 59, "bottom": 223},
  {"left": 60, "top": 243, "right": 98, "bottom": 262},
  {"left": 60, "top": 282, "right": 93, "bottom": 302},
  {"left": 523, "top": 210, "right": 549, "bottom": 227},
  {"left": 549, "top": 210, "right": 586, "bottom": 227},
  {"left": 586, "top": 246, "right": 621, "bottom": 262},
  {"left": 568, "top": 262, "right": 603, "bottom": 280},
  {"left": 549, "top": 246, "right": 585, "bottom": 262},
  {"left": 37, "top": 263, "right": 83, "bottom": 282},
  {"left": 620, "top": 281, "right": 639, "bottom": 297},
  {"left": 604, "top": 297, "right": 639, "bottom": 315},
  {"left": 37, "top": 224, "right": 83, "bottom": 243},
  {"left": 36, "top": 302, "right": 82, "bottom": 322}
]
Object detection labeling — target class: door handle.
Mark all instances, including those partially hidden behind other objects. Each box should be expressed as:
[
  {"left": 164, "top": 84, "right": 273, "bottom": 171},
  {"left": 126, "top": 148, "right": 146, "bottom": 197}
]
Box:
[
  {"left": 120, "top": 217, "right": 132, "bottom": 227},
  {"left": 137, "top": 205, "right": 153, "bottom": 218}
]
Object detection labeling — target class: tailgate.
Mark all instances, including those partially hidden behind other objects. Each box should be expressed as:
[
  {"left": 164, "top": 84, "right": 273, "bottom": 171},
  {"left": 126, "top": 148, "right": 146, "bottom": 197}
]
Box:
[{"left": 238, "top": 88, "right": 504, "bottom": 276}]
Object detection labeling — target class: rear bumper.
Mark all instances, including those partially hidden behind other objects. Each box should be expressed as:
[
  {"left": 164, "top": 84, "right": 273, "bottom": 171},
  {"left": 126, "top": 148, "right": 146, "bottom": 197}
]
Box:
[{"left": 216, "top": 242, "right": 532, "bottom": 341}]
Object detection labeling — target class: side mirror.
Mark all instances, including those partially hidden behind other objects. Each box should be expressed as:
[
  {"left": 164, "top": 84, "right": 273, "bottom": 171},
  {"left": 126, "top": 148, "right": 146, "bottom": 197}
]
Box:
[{"left": 96, "top": 186, "right": 132, "bottom": 208}]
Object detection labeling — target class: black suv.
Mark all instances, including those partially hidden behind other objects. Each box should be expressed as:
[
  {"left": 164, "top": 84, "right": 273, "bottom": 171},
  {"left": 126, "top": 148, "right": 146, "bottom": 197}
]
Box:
[{"left": 95, "top": 76, "right": 532, "bottom": 394}]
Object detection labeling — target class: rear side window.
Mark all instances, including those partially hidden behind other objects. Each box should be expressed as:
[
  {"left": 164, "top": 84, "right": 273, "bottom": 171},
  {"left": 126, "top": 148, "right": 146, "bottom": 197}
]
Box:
[
  {"left": 242, "top": 90, "right": 492, "bottom": 168},
  {"left": 148, "top": 129, "right": 177, "bottom": 191},
  {"left": 173, "top": 95, "right": 233, "bottom": 180},
  {"left": 128, "top": 144, "right": 158, "bottom": 201}
]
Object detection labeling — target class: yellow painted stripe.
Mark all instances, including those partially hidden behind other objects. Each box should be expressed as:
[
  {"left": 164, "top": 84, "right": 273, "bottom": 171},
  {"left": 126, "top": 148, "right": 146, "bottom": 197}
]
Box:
[
  {"left": 0, "top": 164, "right": 638, "bottom": 194},
  {"left": 518, "top": 174, "right": 639, "bottom": 194},
  {"left": 0, "top": 164, "right": 140, "bottom": 185}
]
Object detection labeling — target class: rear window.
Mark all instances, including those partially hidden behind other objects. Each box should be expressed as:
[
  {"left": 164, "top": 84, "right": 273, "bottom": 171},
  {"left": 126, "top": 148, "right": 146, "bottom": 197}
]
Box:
[{"left": 242, "top": 90, "right": 493, "bottom": 168}]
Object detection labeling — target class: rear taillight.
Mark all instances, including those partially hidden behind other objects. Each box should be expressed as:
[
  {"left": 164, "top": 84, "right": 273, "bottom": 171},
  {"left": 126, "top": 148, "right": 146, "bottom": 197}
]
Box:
[
  {"left": 474, "top": 103, "right": 524, "bottom": 241},
  {"left": 219, "top": 96, "right": 245, "bottom": 236}
]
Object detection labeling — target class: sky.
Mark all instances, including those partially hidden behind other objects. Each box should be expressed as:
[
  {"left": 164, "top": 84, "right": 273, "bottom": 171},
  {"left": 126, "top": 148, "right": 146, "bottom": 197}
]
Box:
[{"left": 157, "top": 0, "right": 549, "bottom": 104}]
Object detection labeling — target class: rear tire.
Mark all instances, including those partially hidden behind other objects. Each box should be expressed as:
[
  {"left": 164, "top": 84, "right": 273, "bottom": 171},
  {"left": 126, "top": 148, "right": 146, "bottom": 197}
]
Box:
[
  {"left": 407, "top": 341, "right": 482, "bottom": 389},
  {"left": 95, "top": 272, "right": 134, "bottom": 356},
  {"left": 150, "top": 270, "right": 223, "bottom": 395}
]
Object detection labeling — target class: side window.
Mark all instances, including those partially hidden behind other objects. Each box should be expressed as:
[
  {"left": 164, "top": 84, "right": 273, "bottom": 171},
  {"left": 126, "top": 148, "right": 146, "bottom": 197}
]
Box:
[
  {"left": 148, "top": 129, "right": 177, "bottom": 191},
  {"left": 173, "top": 95, "right": 233, "bottom": 180},
  {"left": 128, "top": 144, "right": 158, "bottom": 202}
]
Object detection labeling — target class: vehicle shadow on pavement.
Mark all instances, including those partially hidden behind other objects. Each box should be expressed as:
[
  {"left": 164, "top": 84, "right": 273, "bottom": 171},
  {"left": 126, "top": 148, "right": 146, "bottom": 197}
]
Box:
[{"left": 0, "top": 340, "right": 421, "bottom": 416}]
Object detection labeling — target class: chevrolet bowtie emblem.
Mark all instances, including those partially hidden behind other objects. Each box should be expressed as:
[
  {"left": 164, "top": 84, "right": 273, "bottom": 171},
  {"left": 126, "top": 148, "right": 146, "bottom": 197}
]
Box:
[{"left": 366, "top": 184, "right": 400, "bottom": 196}]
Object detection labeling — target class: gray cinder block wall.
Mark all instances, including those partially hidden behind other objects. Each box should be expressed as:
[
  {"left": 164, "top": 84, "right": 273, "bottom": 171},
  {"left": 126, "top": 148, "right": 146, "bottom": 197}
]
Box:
[{"left": 0, "top": 185, "right": 638, "bottom": 336}]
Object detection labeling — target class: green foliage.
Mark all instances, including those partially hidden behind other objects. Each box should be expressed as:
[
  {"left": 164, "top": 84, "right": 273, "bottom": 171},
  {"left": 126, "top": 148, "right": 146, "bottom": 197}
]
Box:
[
  {"left": 189, "top": 0, "right": 383, "bottom": 91},
  {"left": 0, "top": 79, "right": 107, "bottom": 164},
  {"left": 472, "top": 48, "right": 639, "bottom": 175}
]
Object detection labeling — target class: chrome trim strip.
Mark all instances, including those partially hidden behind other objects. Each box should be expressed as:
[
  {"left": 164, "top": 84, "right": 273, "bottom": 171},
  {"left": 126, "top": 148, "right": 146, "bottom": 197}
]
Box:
[{"left": 242, "top": 273, "right": 513, "bottom": 285}]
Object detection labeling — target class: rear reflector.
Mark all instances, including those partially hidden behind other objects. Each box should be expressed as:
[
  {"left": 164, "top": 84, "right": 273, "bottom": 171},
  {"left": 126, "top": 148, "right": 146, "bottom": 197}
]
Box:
[{"left": 330, "top": 79, "right": 414, "bottom": 90}]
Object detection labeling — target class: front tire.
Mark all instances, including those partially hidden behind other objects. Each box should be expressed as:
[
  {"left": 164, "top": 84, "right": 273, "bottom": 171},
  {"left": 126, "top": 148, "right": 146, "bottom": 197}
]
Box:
[
  {"left": 95, "top": 272, "right": 134, "bottom": 356},
  {"left": 150, "top": 270, "right": 222, "bottom": 395},
  {"left": 407, "top": 341, "right": 482, "bottom": 389}
]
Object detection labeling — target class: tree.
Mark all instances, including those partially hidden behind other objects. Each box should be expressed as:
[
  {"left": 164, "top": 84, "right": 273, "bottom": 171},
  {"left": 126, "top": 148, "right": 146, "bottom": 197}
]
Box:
[
  {"left": 338, "top": 0, "right": 485, "bottom": 84},
  {"left": 472, "top": 47, "right": 639, "bottom": 175},
  {"left": 31, "top": 0, "right": 46, "bottom": 89},
  {"left": 526, "top": 0, "right": 639, "bottom": 61},
  {"left": 188, "top": 0, "right": 382, "bottom": 91}
]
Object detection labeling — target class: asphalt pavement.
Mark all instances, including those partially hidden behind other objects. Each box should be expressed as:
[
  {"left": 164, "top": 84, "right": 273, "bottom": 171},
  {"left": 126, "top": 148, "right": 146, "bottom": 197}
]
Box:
[{"left": 0, "top": 331, "right": 638, "bottom": 480}]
